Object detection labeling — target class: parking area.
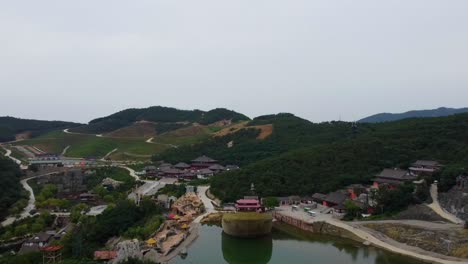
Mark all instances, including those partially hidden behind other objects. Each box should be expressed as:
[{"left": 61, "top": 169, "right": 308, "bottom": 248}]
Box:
[{"left": 275, "top": 204, "right": 334, "bottom": 223}]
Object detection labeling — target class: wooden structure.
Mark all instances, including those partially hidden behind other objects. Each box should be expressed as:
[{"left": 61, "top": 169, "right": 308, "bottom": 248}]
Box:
[{"left": 41, "top": 245, "right": 63, "bottom": 264}]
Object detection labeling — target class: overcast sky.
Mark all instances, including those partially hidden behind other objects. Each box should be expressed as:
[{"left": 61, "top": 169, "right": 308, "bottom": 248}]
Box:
[{"left": 1, "top": 1, "right": 467, "bottom": 123}]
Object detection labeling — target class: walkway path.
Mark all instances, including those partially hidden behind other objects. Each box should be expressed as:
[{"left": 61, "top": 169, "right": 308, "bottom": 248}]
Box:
[
  {"left": 194, "top": 186, "right": 215, "bottom": 223},
  {"left": 145, "top": 137, "right": 178, "bottom": 148},
  {"left": 427, "top": 184, "right": 464, "bottom": 224},
  {"left": 100, "top": 148, "right": 118, "bottom": 161},
  {"left": 1, "top": 172, "right": 57, "bottom": 227},
  {"left": 61, "top": 145, "right": 70, "bottom": 156},
  {"left": 3, "top": 146, "right": 22, "bottom": 165},
  {"left": 330, "top": 218, "right": 465, "bottom": 264},
  {"left": 275, "top": 207, "right": 466, "bottom": 264}
]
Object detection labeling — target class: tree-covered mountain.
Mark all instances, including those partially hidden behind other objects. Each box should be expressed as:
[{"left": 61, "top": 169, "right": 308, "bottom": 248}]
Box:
[
  {"left": 358, "top": 107, "right": 468, "bottom": 123},
  {"left": 210, "top": 113, "right": 468, "bottom": 202},
  {"left": 70, "top": 106, "right": 250, "bottom": 134},
  {"left": 0, "top": 116, "right": 81, "bottom": 142},
  {"left": 154, "top": 113, "right": 358, "bottom": 166}
]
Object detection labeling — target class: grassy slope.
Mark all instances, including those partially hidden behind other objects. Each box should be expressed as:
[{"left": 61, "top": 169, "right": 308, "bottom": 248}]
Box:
[{"left": 12, "top": 124, "right": 214, "bottom": 159}]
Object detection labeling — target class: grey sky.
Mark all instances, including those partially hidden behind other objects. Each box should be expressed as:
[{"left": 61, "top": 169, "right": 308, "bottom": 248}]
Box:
[{"left": 1, "top": 1, "right": 467, "bottom": 123}]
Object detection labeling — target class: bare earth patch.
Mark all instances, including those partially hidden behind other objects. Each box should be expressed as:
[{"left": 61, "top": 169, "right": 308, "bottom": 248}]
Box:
[
  {"left": 213, "top": 122, "right": 273, "bottom": 140},
  {"left": 364, "top": 223, "right": 468, "bottom": 258}
]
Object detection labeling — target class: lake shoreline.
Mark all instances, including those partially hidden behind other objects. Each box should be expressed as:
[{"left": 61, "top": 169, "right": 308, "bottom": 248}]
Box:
[{"left": 273, "top": 210, "right": 466, "bottom": 264}]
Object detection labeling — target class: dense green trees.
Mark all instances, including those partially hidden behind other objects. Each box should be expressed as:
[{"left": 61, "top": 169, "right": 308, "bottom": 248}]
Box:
[
  {"left": 262, "top": 197, "right": 279, "bottom": 209},
  {"left": 209, "top": 114, "right": 468, "bottom": 202},
  {"left": 0, "top": 157, "right": 23, "bottom": 221},
  {"left": 62, "top": 199, "right": 163, "bottom": 259},
  {"left": 157, "top": 184, "right": 187, "bottom": 198},
  {"left": 155, "top": 113, "right": 356, "bottom": 166}
]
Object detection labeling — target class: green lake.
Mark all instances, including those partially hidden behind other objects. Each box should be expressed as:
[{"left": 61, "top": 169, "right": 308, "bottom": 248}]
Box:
[{"left": 171, "top": 223, "right": 424, "bottom": 264}]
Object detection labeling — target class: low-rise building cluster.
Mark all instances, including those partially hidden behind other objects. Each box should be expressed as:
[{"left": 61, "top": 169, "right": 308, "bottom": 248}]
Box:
[
  {"left": 279, "top": 160, "right": 443, "bottom": 216},
  {"left": 143, "top": 155, "right": 239, "bottom": 180}
]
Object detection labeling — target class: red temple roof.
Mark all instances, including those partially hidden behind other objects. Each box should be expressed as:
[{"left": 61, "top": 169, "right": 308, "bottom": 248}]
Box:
[{"left": 40, "top": 245, "right": 63, "bottom": 252}]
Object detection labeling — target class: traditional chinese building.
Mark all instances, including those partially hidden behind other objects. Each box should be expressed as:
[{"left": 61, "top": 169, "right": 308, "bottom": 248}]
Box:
[
  {"left": 409, "top": 160, "right": 443, "bottom": 175},
  {"left": 191, "top": 155, "right": 218, "bottom": 169},
  {"left": 372, "top": 168, "right": 417, "bottom": 189},
  {"left": 235, "top": 198, "right": 261, "bottom": 212}
]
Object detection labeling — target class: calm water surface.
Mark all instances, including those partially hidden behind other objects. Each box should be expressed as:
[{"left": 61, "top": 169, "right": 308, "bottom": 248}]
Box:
[{"left": 171, "top": 223, "right": 424, "bottom": 264}]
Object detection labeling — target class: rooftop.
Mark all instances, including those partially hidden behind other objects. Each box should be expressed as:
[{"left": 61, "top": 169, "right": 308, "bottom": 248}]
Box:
[
  {"left": 174, "top": 162, "right": 191, "bottom": 168},
  {"left": 208, "top": 164, "right": 225, "bottom": 171},
  {"left": 324, "top": 192, "right": 348, "bottom": 205},
  {"left": 191, "top": 155, "right": 217, "bottom": 163},
  {"left": 412, "top": 160, "right": 442, "bottom": 167},
  {"left": 375, "top": 168, "right": 416, "bottom": 181}
]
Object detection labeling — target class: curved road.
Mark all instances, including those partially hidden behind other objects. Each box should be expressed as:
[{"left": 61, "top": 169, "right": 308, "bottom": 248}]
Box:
[
  {"left": 1, "top": 172, "right": 57, "bottom": 227},
  {"left": 193, "top": 186, "right": 215, "bottom": 223},
  {"left": 427, "top": 184, "right": 464, "bottom": 224},
  {"left": 3, "top": 147, "right": 22, "bottom": 165}
]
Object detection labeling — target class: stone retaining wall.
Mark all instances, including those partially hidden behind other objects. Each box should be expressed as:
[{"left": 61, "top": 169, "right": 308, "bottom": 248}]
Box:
[{"left": 272, "top": 211, "right": 364, "bottom": 242}]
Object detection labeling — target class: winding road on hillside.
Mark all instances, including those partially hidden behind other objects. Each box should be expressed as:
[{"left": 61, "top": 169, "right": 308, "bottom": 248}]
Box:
[
  {"left": 1, "top": 172, "right": 57, "bottom": 227},
  {"left": 427, "top": 183, "right": 464, "bottom": 224},
  {"left": 2, "top": 146, "right": 22, "bottom": 165}
]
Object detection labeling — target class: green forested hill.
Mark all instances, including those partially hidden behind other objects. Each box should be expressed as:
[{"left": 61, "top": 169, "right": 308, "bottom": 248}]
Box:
[
  {"left": 0, "top": 116, "right": 81, "bottom": 142},
  {"left": 0, "top": 157, "right": 23, "bottom": 221},
  {"left": 358, "top": 107, "right": 468, "bottom": 123},
  {"left": 210, "top": 114, "right": 468, "bottom": 201},
  {"left": 154, "top": 113, "right": 358, "bottom": 166},
  {"left": 70, "top": 106, "right": 250, "bottom": 134}
]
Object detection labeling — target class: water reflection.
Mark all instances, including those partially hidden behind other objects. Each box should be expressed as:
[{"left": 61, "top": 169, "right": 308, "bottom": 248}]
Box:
[
  {"left": 171, "top": 224, "right": 423, "bottom": 264},
  {"left": 222, "top": 232, "right": 272, "bottom": 264}
]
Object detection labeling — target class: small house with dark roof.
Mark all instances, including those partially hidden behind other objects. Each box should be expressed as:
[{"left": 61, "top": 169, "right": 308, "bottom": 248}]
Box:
[
  {"left": 161, "top": 168, "right": 182, "bottom": 178},
  {"left": 19, "top": 232, "right": 53, "bottom": 255},
  {"left": 180, "top": 172, "right": 196, "bottom": 180},
  {"left": 144, "top": 165, "right": 157, "bottom": 176},
  {"left": 322, "top": 192, "right": 348, "bottom": 208},
  {"left": 277, "top": 196, "right": 301, "bottom": 206},
  {"left": 208, "top": 164, "right": 225, "bottom": 173},
  {"left": 372, "top": 168, "right": 417, "bottom": 189},
  {"left": 409, "top": 160, "right": 443, "bottom": 175},
  {"left": 191, "top": 155, "right": 217, "bottom": 168},
  {"left": 311, "top": 193, "right": 327, "bottom": 204}
]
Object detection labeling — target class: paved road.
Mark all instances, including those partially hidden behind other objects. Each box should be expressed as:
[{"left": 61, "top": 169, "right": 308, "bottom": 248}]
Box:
[
  {"left": 3, "top": 147, "right": 22, "bottom": 165},
  {"left": 276, "top": 207, "right": 466, "bottom": 264},
  {"left": 427, "top": 184, "right": 464, "bottom": 224},
  {"left": 1, "top": 172, "right": 57, "bottom": 227},
  {"left": 61, "top": 145, "right": 70, "bottom": 155},
  {"left": 193, "top": 186, "right": 215, "bottom": 223},
  {"left": 145, "top": 137, "right": 178, "bottom": 148},
  {"left": 100, "top": 148, "right": 118, "bottom": 161}
]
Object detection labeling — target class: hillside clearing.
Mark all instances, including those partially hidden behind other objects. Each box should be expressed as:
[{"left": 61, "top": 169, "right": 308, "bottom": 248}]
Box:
[{"left": 213, "top": 122, "right": 273, "bottom": 140}]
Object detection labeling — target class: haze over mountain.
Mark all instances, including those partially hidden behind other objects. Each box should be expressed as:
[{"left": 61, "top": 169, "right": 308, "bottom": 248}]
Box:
[{"left": 358, "top": 107, "right": 468, "bottom": 123}]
